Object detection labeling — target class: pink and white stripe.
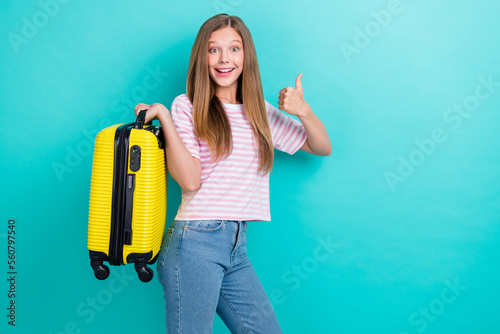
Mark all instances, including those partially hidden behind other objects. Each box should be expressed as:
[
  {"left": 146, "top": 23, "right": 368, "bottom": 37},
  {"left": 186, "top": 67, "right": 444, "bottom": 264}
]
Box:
[{"left": 170, "top": 94, "right": 307, "bottom": 222}]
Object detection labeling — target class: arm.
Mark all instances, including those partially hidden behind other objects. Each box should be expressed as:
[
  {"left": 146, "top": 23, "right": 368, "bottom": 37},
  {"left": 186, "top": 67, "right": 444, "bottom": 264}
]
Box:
[
  {"left": 135, "top": 103, "right": 201, "bottom": 192},
  {"left": 296, "top": 106, "right": 331, "bottom": 156},
  {"left": 278, "top": 73, "right": 332, "bottom": 156}
]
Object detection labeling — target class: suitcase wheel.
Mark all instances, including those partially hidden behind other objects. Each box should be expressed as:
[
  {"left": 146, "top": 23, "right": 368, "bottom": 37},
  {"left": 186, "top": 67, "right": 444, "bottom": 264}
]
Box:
[
  {"left": 94, "top": 264, "right": 110, "bottom": 280},
  {"left": 135, "top": 262, "right": 154, "bottom": 282},
  {"left": 91, "top": 260, "right": 110, "bottom": 280}
]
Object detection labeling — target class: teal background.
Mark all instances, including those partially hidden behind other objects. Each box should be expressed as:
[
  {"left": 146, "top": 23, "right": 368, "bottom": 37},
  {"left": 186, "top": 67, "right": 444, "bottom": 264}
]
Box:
[{"left": 1, "top": 0, "right": 499, "bottom": 333}]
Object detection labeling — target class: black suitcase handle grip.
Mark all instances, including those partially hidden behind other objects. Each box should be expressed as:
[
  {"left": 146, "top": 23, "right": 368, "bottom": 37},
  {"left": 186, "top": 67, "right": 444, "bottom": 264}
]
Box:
[
  {"left": 134, "top": 109, "right": 153, "bottom": 129},
  {"left": 134, "top": 110, "right": 147, "bottom": 129}
]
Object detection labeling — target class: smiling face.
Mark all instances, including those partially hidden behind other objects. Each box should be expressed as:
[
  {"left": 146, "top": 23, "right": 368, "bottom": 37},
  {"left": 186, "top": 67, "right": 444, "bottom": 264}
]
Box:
[{"left": 207, "top": 26, "right": 244, "bottom": 99}]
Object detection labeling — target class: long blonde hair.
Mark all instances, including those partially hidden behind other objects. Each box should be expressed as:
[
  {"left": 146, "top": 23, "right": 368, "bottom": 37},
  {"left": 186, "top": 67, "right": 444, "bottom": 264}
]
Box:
[{"left": 186, "top": 13, "right": 273, "bottom": 174}]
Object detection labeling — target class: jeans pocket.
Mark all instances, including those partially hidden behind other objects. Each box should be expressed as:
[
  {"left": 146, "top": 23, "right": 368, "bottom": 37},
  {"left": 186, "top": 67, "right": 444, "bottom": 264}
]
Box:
[
  {"left": 183, "top": 220, "right": 224, "bottom": 232},
  {"left": 157, "top": 227, "right": 175, "bottom": 270}
]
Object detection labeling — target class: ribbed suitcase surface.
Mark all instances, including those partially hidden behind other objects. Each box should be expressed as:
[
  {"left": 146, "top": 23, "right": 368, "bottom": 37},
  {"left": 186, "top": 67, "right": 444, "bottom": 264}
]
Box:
[{"left": 87, "top": 111, "right": 167, "bottom": 282}]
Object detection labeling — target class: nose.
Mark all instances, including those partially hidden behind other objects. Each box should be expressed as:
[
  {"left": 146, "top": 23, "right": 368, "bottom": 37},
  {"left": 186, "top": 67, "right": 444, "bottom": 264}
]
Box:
[{"left": 219, "top": 50, "right": 228, "bottom": 64}]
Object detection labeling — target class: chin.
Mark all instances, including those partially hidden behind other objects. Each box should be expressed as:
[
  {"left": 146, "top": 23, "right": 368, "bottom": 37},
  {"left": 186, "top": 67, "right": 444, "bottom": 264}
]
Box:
[{"left": 210, "top": 75, "right": 238, "bottom": 88}]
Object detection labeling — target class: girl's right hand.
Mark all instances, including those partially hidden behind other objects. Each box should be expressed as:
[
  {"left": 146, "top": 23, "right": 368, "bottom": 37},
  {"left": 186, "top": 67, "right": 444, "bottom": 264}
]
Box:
[
  {"left": 134, "top": 103, "right": 170, "bottom": 123},
  {"left": 134, "top": 101, "right": 201, "bottom": 191}
]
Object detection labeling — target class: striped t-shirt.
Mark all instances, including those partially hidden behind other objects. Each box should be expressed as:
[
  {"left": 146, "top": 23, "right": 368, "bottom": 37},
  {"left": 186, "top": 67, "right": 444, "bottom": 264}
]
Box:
[{"left": 170, "top": 93, "right": 307, "bottom": 222}]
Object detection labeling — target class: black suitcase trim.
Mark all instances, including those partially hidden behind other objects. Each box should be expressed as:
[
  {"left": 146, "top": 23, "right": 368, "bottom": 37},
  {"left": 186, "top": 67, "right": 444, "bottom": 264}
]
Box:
[{"left": 109, "top": 123, "right": 134, "bottom": 265}]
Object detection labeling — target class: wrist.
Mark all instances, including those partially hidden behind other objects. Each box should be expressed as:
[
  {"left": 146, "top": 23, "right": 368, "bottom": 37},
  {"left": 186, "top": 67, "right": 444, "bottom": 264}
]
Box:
[
  {"left": 156, "top": 106, "right": 172, "bottom": 124},
  {"left": 297, "top": 104, "right": 313, "bottom": 120}
]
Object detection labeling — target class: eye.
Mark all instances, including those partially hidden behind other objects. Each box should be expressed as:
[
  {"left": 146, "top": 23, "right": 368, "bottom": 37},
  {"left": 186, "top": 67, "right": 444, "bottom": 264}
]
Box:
[
  {"left": 209, "top": 48, "right": 218, "bottom": 53},
  {"left": 231, "top": 47, "right": 240, "bottom": 52}
]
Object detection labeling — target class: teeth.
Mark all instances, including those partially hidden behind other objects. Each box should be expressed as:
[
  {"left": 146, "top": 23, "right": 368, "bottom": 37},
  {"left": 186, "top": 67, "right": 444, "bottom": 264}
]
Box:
[{"left": 217, "top": 68, "right": 234, "bottom": 73}]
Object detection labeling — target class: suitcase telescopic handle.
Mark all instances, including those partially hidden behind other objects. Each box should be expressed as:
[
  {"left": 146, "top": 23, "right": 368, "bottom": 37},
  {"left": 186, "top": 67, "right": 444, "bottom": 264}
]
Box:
[{"left": 134, "top": 109, "right": 152, "bottom": 129}]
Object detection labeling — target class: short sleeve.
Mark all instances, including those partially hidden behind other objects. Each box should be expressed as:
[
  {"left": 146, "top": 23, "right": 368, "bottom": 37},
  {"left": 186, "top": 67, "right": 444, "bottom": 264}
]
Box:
[
  {"left": 170, "top": 94, "right": 200, "bottom": 160},
  {"left": 266, "top": 100, "right": 307, "bottom": 155}
]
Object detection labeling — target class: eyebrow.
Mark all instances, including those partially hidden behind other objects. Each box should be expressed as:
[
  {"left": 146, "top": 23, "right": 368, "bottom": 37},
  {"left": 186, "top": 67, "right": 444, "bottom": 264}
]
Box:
[{"left": 208, "top": 40, "right": 242, "bottom": 44}]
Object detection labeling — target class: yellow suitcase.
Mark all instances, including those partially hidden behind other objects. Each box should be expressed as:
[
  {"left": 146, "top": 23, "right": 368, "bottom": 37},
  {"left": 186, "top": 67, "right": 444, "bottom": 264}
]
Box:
[{"left": 87, "top": 110, "right": 167, "bottom": 282}]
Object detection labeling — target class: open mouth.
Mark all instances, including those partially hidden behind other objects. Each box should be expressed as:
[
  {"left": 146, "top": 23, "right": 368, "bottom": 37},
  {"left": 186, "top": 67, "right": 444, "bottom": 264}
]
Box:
[{"left": 215, "top": 68, "right": 235, "bottom": 73}]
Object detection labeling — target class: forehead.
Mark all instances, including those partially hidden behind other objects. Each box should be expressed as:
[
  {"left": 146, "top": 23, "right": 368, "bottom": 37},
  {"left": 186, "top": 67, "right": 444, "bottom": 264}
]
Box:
[{"left": 208, "top": 27, "right": 242, "bottom": 44}]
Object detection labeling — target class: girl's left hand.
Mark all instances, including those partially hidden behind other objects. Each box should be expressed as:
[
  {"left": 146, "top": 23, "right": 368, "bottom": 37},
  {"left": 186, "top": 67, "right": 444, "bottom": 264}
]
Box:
[{"left": 278, "top": 73, "right": 312, "bottom": 118}]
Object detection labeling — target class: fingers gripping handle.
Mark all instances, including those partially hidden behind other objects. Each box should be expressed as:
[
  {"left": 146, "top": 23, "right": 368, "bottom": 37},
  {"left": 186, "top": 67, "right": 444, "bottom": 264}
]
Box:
[{"left": 134, "top": 109, "right": 151, "bottom": 129}]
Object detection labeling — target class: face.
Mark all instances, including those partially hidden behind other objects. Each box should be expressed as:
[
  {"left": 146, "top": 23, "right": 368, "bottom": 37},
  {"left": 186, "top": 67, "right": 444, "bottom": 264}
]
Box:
[{"left": 207, "top": 26, "right": 244, "bottom": 92}]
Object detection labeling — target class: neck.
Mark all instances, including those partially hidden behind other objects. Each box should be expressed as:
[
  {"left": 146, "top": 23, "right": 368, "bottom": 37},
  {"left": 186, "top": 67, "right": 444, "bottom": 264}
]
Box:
[{"left": 216, "top": 83, "right": 240, "bottom": 104}]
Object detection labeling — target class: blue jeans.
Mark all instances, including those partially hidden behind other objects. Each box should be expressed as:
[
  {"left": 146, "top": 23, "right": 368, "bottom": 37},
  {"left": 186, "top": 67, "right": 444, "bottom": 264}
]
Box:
[{"left": 157, "top": 220, "right": 283, "bottom": 334}]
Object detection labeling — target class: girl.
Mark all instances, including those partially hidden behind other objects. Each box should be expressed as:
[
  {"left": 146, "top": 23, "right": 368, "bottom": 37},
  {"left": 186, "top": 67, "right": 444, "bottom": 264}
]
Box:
[{"left": 134, "top": 13, "right": 331, "bottom": 334}]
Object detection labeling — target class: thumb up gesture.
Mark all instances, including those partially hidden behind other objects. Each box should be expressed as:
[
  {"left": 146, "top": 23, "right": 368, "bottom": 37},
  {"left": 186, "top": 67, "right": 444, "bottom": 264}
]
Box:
[{"left": 278, "top": 73, "right": 311, "bottom": 118}]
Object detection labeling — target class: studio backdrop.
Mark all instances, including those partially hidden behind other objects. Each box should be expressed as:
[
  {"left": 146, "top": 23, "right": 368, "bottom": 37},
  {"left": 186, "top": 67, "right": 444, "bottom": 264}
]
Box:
[{"left": 1, "top": 0, "right": 499, "bottom": 333}]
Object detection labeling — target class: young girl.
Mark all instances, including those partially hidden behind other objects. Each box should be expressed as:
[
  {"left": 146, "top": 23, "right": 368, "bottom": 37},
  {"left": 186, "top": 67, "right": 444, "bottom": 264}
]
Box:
[{"left": 134, "top": 13, "right": 330, "bottom": 334}]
